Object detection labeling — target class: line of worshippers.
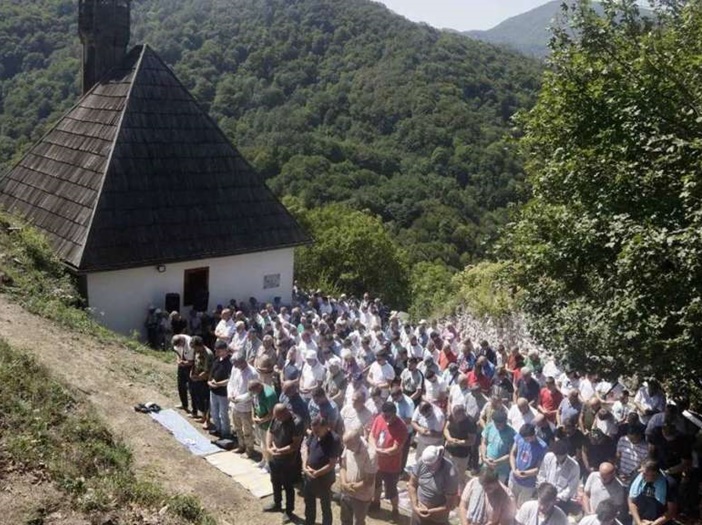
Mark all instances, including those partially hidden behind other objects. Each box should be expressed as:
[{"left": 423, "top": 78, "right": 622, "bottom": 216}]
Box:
[{"left": 169, "top": 292, "right": 701, "bottom": 525}]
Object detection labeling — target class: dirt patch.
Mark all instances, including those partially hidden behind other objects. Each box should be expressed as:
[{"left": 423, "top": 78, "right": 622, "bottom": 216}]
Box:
[{"left": 0, "top": 472, "right": 73, "bottom": 525}]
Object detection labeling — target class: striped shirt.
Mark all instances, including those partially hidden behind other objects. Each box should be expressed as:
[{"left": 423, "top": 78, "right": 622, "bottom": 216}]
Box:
[{"left": 616, "top": 436, "right": 649, "bottom": 478}]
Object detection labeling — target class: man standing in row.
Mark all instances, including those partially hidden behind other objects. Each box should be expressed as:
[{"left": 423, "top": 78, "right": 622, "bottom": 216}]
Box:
[
  {"left": 409, "top": 445, "right": 459, "bottom": 525},
  {"left": 302, "top": 416, "right": 342, "bottom": 525},
  {"left": 250, "top": 379, "right": 278, "bottom": 470},
  {"left": 370, "top": 401, "right": 408, "bottom": 518},
  {"left": 189, "top": 336, "right": 213, "bottom": 424},
  {"left": 340, "top": 429, "right": 378, "bottom": 525},
  {"left": 264, "top": 404, "right": 304, "bottom": 522},
  {"left": 227, "top": 352, "right": 258, "bottom": 456},
  {"left": 208, "top": 340, "right": 232, "bottom": 438},
  {"left": 172, "top": 334, "right": 193, "bottom": 412}
]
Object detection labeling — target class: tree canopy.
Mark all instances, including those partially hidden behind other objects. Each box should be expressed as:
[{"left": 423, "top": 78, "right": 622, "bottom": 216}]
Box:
[
  {"left": 505, "top": 0, "right": 702, "bottom": 388},
  {"left": 288, "top": 199, "right": 410, "bottom": 307},
  {"left": 0, "top": 0, "right": 542, "bottom": 272}
]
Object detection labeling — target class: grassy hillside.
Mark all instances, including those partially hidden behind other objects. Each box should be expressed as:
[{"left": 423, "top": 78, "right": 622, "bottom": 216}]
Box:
[
  {"left": 0, "top": 337, "right": 214, "bottom": 524},
  {"left": 0, "top": 212, "right": 173, "bottom": 361},
  {"left": 0, "top": 0, "right": 542, "bottom": 268}
]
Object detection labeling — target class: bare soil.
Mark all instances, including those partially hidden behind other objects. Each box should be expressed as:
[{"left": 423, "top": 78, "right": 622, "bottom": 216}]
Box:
[{"left": 0, "top": 297, "right": 400, "bottom": 525}]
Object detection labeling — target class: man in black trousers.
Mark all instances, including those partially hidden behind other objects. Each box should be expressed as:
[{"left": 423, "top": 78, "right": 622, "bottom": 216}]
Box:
[
  {"left": 172, "top": 334, "right": 193, "bottom": 412},
  {"left": 264, "top": 404, "right": 304, "bottom": 522},
  {"left": 302, "top": 415, "right": 342, "bottom": 525}
]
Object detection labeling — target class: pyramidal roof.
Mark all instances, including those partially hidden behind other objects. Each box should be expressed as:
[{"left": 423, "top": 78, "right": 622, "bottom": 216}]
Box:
[{"left": 0, "top": 45, "right": 309, "bottom": 272}]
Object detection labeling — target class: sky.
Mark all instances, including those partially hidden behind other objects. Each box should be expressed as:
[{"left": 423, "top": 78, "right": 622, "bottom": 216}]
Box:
[{"left": 376, "top": 0, "right": 550, "bottom": 31}]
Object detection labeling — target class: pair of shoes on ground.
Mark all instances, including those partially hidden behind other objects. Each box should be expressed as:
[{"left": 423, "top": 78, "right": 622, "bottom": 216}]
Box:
[{"left": 134, "top": 402, "right": 161, "bottom": 413}]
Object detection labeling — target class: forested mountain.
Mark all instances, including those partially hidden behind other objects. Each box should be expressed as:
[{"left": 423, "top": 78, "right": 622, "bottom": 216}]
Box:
[{"left": 0, "top": 0, "right": 542, "bottom": 269}]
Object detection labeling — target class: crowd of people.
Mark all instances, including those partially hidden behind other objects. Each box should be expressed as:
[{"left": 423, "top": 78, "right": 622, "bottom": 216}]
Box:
[{"left": 165, "top": 290, "right": 702, "bottom": 525}]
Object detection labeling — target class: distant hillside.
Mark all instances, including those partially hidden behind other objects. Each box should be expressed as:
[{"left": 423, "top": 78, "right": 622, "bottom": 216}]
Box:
[
  {"left": 465, "top": 1, "right": 564, "bottom": 58},
  {"left": 466, "top": 1, "right": 653, "bottom": 58},
  {"left": 0, "top": 0, "right": 542, "bottom": 268}
]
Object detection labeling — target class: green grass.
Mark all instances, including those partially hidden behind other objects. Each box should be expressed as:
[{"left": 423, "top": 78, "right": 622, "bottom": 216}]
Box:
[
  {"left": 0, "top": 215, "right": 214, "bottom": 523},
  {"left": 0, "top": 338, "right": 214, "bottom": 525},
  {"left": 0, "top": 213, "right": 171, "bottom": 365}
]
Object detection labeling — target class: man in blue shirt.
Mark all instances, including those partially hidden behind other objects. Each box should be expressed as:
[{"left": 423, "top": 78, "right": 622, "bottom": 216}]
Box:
[
  {"left": 308, "top": 387, "right": 340, "bottom": 433},
  {"left": 481, "top": 411, "right": 516, "bottom": 483},
  {"left": 628, "top": 460, "right": 678, "bottom": 525},
  {"left": 509, "top": 423, "right": 548, "bottom": 506}
]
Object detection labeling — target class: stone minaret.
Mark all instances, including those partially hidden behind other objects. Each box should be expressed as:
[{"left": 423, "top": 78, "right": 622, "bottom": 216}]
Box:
[{"left": 78, "top": 0, "right": 131, "bottom": 95}]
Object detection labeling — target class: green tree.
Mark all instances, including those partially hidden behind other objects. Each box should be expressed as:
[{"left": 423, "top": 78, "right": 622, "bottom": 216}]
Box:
[
  {"left": 505, "top": 0, "right": 702, "bottom": 387},
  {"left": 291, "top": 202, "right": 410, "bottom": 308},
  {"left": 409, "top": 261, "right": 455, "bottom": 320}
]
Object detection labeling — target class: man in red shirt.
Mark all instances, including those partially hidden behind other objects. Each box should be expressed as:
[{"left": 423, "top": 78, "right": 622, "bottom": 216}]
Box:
[
  {"left": 438, "top": 341, "right": 457, "bottom": 371},
  {"left": 467, "top": 356, "right": 492, "bottom": 394},
  {"left": 538, "top": 376, "right": 563, "bottom": 424},
  {"left": 369, "top": 401, "right": 408, "bottom": 518}
]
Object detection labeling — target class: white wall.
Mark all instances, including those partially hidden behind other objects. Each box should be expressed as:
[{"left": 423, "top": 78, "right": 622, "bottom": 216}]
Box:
[{"left": 85, "top": 248, "right": 295, "bottom": 337}]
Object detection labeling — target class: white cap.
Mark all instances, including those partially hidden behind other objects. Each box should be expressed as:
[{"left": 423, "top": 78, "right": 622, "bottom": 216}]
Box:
[{"left": 421, "top": 445, "right": 443, "bottom": 465}]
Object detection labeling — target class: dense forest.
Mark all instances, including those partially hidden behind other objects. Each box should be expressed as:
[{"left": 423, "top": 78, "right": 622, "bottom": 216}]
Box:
[{"left": 0, "top": 0, "right": 542, "bottom": 274}]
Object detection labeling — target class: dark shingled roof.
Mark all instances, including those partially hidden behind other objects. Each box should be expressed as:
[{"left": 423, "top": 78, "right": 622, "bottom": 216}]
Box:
[{"left": 0, "top": 44, "right": 309, "bottom": 272}]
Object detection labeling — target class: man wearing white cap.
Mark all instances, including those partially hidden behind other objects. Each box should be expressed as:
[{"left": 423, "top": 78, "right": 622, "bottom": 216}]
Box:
[
  {"left": 300, "top": 350, "right": 325, "bottom": 402},
  {"left": 409, "top": 445, "right": 459, "bottom": 525}
]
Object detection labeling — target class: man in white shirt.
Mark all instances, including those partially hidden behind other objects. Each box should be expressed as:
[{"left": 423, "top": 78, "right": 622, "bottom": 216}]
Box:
[
  {"left": 172, "top": 334, "right": 194, "bottom": 412},
  {"left": 227, "top": 351, "right": 259, "bottom": 456},
  {"left": 300, "top": 350, "right": 325, "bottom": 401},
  {"left": 340, "top": 391, "right": 374, "bottom": 436},
  {"left": 558, "top": 370, "right": 580, "bottom": 397},
  {"left": 536, "top": 440, "right": 581, "bottom": 515},
  {"left": 214, "top": 308, "right": 236, "bottom": 343},
  {"left": 611, "top": 389, "right": 632, "bottom": 424},
  {"left": 367, "top": 351, "right": 395, "bottom": 398},
  {"left": 582, "top": 462, "right": 625, "bottom": 516},
  {"left": 411, "top": 401, "right": 445, "bottom": 461},
  {"left": 299, "top": 330, "right": 319, "bottom": 355},
  {"left": 577, "top": 499, "right": 619, "bottom": 525},
  {"left": 579, "top": 373, "right": 598, "bottom": 402},
  {"left": 423, "top": 368, "right": 448, "bottom": 407},
  {"left": 508, "top": 398, "right": 537, "bottom": 431},
  {"left": 228, "top": 320, "right": 247, "bottom": 355},
  {"left": 633, "top": 380, "right": 666, "bottom": 424},
  {"left": 516, "top": 483, "right": 568, "bottom": 525}
]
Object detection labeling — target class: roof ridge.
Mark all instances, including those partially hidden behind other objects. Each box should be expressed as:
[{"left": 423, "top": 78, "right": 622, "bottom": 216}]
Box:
[
  {"left": 138, "top": 48, "right": 308, "bottom": 244},
  {"left": 75, "top": 44, "right": 146, "bottom": 270}
]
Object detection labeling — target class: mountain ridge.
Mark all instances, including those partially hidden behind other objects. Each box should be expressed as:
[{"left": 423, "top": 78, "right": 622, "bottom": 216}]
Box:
[
  {"left": 465, "top": 0, "right": 653, "bottom": 58},
  {"left": 464, "top": 0, "right": 564, "bottom": 58}
]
